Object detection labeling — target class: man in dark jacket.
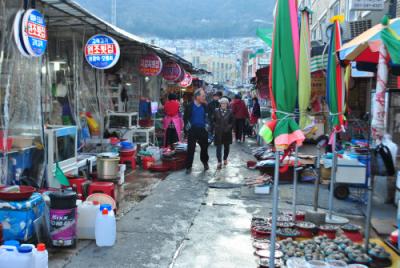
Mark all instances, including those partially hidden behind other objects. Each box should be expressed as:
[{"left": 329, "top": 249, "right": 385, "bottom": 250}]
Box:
[
  {"left": 184, "top": 88, "right": 209, "bottom": 174},
  {"left": 231, "top": 94, "right": 249, "bottom": 142}
]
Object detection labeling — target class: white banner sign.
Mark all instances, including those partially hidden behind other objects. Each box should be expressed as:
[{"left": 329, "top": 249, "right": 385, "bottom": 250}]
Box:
[{"left": 350, "top": 0, "right": 384, "bottom": 10}]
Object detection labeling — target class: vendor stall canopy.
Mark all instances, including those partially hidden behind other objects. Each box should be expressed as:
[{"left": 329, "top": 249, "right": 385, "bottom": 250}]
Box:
[
  {"left": 40, "top": 0, "right": 207, "bottom": 75},
  {"left": 339, "top": 17, "right": 400, "bottom": 65}
]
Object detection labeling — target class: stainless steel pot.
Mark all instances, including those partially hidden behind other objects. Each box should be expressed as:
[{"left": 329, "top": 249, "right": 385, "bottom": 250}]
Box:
[{"left": 96, "top": 154, "right": 120, "bottom": 180}]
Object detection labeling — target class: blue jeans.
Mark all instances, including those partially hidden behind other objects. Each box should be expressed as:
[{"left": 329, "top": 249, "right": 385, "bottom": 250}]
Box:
[{"left": 216, "top": 144, "right": 230, "bottom": 163}]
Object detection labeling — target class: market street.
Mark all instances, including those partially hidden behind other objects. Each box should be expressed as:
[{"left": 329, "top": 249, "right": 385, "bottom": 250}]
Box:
[{"left": 49, "top": 142, "right": 368, "bottom": 268}]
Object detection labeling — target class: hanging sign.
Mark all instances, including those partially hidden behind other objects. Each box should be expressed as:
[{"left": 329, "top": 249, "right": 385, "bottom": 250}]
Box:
[
  {"left": 179, "top": 72, "right": 193, "bottom": 88},
  {"left": 162, "top": 61, "right": 182, "bottom": 81},
  {"left": 175, "top": 69, "right": 186, "bottom": 83},
  {"left": 138, "top": 54, "right": 163, "bottom": 76},
  {"left": 13, "top": 9, "right": 31, "bottom": 57},
  {"left": 84, "top": 34, "right": 120, "bottom": 69},
  {"left": 350, "top": 0, "right": 384, "bottom": 10},
  {"left": 21, "top": 9, "right": 48, "bottom": 57}
]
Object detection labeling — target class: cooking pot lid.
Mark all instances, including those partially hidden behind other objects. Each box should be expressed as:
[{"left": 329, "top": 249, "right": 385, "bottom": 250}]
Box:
[
  {"left": 49, "top": 190, "right": 77, "bottom": 201},
  {"left": 97, "top": 152, "right": 119, "bottom": 159}
]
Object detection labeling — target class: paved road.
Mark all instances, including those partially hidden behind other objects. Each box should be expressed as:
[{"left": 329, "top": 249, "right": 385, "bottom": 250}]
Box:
[{"left": 51, "top": 142, "right": 367, "bottom": 268}]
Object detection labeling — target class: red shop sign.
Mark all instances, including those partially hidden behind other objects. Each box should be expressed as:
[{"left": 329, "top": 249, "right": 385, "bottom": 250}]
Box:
[
  {"left": 162, "top": 61, "right": 181, "bottom": 81},
  {"left": 179, "top": 72, "right": 193, "bottom": 88},
  {"left": 139, "top": 54, "right": 162, "bottom": 76}
]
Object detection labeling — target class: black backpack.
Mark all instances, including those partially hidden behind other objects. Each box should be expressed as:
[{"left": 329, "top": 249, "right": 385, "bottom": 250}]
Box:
[{"left": 371, "top": 144, "right": 396, "bottom": 176}]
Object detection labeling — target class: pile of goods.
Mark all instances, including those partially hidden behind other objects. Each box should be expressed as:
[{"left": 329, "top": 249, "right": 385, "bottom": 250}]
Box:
[{"left": 251, "top": 214, "right": 392, "bottom": 267}]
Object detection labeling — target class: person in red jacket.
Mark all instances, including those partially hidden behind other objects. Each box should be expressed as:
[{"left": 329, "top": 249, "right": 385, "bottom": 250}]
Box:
[
  {"left": 231, "top": 94, "right": 249, "bottom": 143},
  {"left": 163, "top": 93, "right": 183, "bottom": 147}
]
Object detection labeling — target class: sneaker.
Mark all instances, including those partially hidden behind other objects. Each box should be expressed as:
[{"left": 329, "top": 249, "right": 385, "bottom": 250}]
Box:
[
  {"left": 185, "top": 168, "right": 192, "bottom": 174},
  {"left": 224, "top": 160, "right": 228, "bottom": 166},
  {"left": 203, "top": 163, "right": 209, "bottom": 171},
  {"left": 217, "top": 163, "right": 222, "bottom": 170}
]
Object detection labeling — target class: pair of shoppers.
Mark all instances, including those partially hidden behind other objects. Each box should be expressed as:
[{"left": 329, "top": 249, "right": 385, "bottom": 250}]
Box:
[{"left": 184, "top": 89, "right": 234, "bottom": 173}]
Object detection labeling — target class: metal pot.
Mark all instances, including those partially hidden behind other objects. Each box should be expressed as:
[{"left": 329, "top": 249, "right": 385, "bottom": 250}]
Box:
[{"left": 96, "top": 154, "right": 120, "bottom": 180}]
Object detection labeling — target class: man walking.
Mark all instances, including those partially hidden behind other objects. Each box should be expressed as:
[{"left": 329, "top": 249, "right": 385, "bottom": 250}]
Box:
[
  {"left": 231, "top": 94, "right": 249, "bottom": 142},
  {"left": 184, "top": 88, "right": 209, "bottom": 174}
]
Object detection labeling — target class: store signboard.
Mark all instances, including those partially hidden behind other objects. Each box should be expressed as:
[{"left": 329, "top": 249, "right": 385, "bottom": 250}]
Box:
[
  {"left": 350, "top": 0, "right": 384, "bottom": 10},
  {"left": 138, "top": 54, "right": 163, "bottom": 76},
  {"left": 85, "top": 34, "right": 120, "bottom": 69},
  {"left": 179, "top": 72, "right": 193, "bottom": 88},
  {"left": 311, "top": 77, "right": 326, "bottom": 97},
  {"left": 15, "top": 9, "right": 48, "bottom": 57},
  {"left": 162, "top": 61, "right": 181, "bottom": 81}
]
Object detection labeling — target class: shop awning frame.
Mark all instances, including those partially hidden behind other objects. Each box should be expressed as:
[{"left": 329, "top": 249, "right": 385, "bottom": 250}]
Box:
[{"left": 39, "top": 0, "right": 209, "bottom": 74}]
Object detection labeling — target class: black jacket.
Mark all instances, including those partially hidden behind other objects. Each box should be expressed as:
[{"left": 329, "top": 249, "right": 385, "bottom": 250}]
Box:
[
  {"left": 252, "top": 102, "right": 261, "bottom": 118},
  {"left": 184, "top": 102, "right": 207, "bottom": 129},
  {"left": 207, "top": 100, "right": 220, "bottom": 121},
  {"left": 213, "top": 108, "right": 234, "bottom": 145}
]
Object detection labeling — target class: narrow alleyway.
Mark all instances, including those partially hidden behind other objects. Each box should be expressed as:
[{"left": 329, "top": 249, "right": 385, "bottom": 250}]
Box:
[{"left": 49, "top": 142, "right": 366, "bottom": 268}]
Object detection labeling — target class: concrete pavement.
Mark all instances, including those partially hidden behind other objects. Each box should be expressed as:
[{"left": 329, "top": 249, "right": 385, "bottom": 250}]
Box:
[{"left": 50, "top": 142, "right": 371, "bottom": 268}]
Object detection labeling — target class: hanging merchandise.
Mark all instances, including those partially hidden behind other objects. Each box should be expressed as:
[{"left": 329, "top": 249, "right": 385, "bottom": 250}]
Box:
[
  {"left": 21, "top": 9, "right": 48, "bottom": 57},
  {"left": 138, "top": 54, "right": 163, "bottom": 76},
  {"left": 84, "top": 34, "right": 120, "bottom": 69},
  {"left": 162, "top": 61, "right": 182, "bottom": 81},
  {"left": 179, "top": 72, "right": 193, "bottom": 88}
]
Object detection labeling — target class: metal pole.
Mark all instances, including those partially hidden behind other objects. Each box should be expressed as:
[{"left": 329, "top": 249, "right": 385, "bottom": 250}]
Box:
[
  {"left": 328, "top": 133, "right": 337, "bottom": 219},
  {"left": 364, "top": 175, "right": 374, "bottom": 251},
  {"left": 313, "top": 147, "right": 322, "bottom": 211},
  {"left": 269, "top": 151, "right": 281, "bottom": 267},
  {"left": 292, "top": 145, "right": 299, "bottom": 220}
]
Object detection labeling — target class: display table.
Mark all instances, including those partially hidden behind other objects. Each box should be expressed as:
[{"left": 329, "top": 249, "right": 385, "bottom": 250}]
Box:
[{"left": 132, "top": 127, "right": 156, "bottom": 147}]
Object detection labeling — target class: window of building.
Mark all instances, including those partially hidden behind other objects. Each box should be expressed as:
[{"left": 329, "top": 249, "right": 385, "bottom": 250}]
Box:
[{"left": 330, "top": 1, "right": 340, "bottom": 16}]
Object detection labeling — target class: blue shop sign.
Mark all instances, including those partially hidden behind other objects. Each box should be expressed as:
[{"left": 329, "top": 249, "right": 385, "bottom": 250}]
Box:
[
  {"left": 84, "top": 34, "right": 120, "bottom": 69},
  {"left": 22, "top": 9, "right": 47, "bottom": 57}
]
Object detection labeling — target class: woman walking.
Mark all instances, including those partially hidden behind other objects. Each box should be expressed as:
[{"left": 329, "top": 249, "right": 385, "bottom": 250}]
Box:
[
  {"left": 250, "top": 97, "right": 261, "bottom": 136},
  {"left": 213, "top": 97, "right": 234, "bottom": 169},
  {"left": 163, "top": 93, "right": 183, "bottom": 147}
]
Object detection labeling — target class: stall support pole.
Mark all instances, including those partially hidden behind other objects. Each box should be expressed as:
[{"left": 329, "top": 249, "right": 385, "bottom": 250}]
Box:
[
  {"left": 269, "top": 151, "right": 281, "bottom": 267},
  {"left": 328, "top": 133, "right": 337, "bottom": 219},
  {"left": 292, "top": 145, "right": 299, "bottom": 220},
  {"left": 364, "top": 175, "right": 375, "bottom": 251},
  {"left": 313, "top": 147, "right": 322, "bottom": 211}
]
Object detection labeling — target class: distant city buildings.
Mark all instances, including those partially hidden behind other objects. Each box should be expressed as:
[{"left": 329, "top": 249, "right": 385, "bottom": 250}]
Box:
[{"left": 149, "top": 37, "right": 270, "bottom": 87}]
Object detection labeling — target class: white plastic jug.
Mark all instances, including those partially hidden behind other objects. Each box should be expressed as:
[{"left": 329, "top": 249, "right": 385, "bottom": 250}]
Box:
[
  {"left": 95, "top": 208, "right": 116, "bottom": 247},
  {"left": 13, "top": 246, "right": 33, "bottom": 268},
  {"left": 35, "top": 243, "right": 48, "bottom": 268},
  {"left": 0, "top": 246, "right": 17, "bottom": 268},
  {"left": 77, "top": 201, "right": 100, "bottom": 239}
]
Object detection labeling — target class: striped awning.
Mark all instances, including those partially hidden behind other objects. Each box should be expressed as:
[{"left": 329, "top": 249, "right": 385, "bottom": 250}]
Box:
[{"left": 311, "top": 54, "right": 328, "bottom": 72}]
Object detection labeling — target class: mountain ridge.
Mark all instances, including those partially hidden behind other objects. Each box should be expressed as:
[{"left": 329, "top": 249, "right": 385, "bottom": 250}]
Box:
[{"left": 75, "top": 0, "right": 275, "bottom": 39}]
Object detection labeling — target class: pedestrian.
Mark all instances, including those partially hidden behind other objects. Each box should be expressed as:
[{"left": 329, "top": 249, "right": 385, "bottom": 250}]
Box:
[
  {"left": 207, "top": 91, "right": 223, "bottom": 142},
  {"left": 184, "top": 88, "right": 209, "bottom": 174},
  {"left": 213, "top": 97, "right": 234, "bottom": 169},
  {"left": 231, "top": 94, "right": 249, "bottom": 143},
  {"left": 163, "top": 93, "right": 183, "bottom": 147},
  {"left": 250, "top": 97, "right": 261, "bottom": 136}
]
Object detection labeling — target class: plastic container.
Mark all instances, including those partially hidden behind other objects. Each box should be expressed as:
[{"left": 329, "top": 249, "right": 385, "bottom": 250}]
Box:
[
  {"left": 35, "top": 243, "right": 48, "bottom": 268},
  {"left": 49, "top": 190, "right": 77, "bottom": 247},
  {"left": 142, "top": 156, "right": 155, "bottom": 170},
  {"left": 77, "top": 201, "right": 100, "bottom": 239},
  {"left": 14, "top": 246, "right": 33, "bottom": 268},
  {"left": 0, "top": 246, "right": 17, "bottom": 268},
  {"left": 95, "top": 208, "right": 116, "bottom": 247}
]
